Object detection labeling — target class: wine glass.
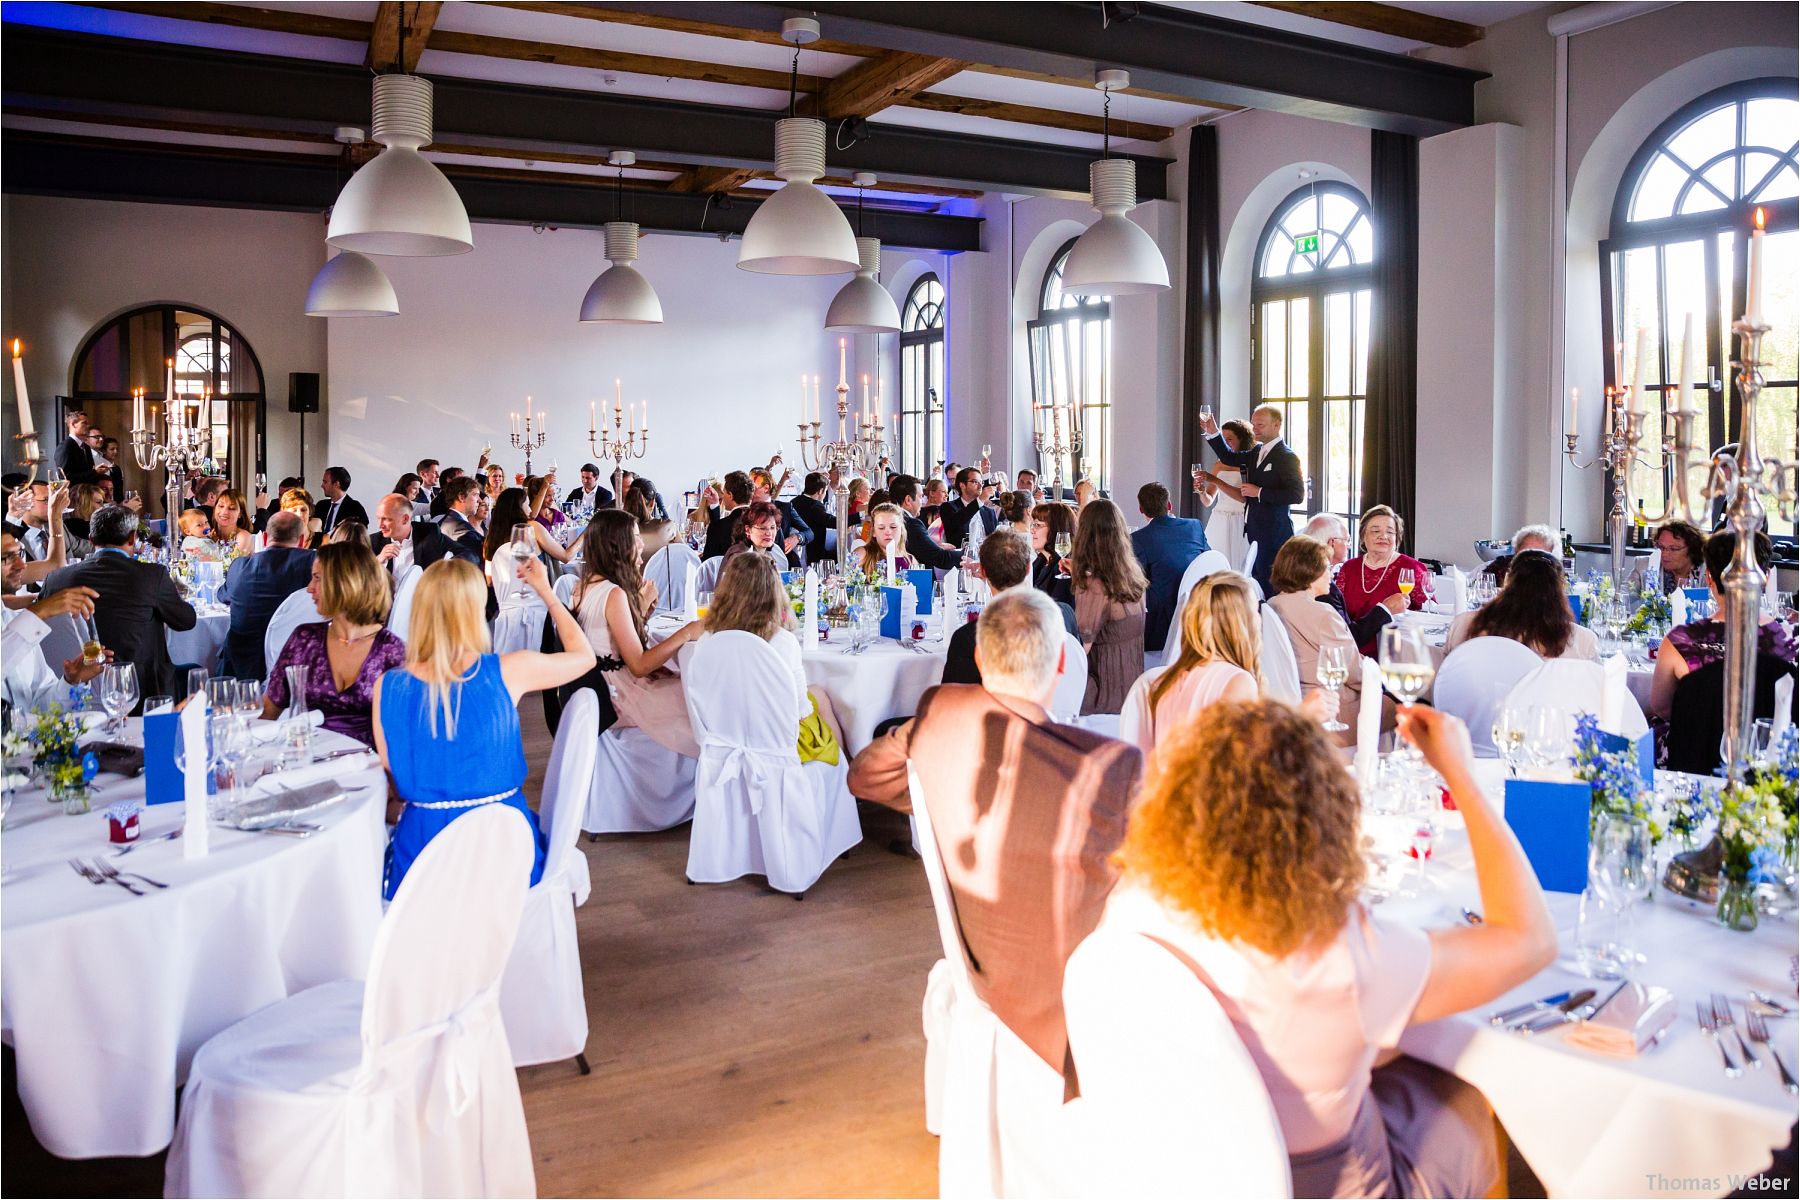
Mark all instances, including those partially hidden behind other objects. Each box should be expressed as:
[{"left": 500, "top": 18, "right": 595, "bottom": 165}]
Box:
[
  {"left": 1378, "top": 627, "right": 1434, "bottom": 769},
  {"left": 1524, "top": 705, "right": 1569, "bottom": 774},
  {"left": 1576, "top": 811, "right": 1652, "bottom": 978},
  {"left": 173, "top": 709, "right": 219, "bottom": 813},
  {"left": 210, "top": 712, "right": 249, "bottom": 819},
  {"left": 1198, "top": 404, "right": 1215, "bottom": 425},
  {"left": 99, "top": 662, "right": 138, "bottom": 734},
  {"left": 1490, "top": 705, "right": 1527, "bottom": 777},
  {"left": 1316, "top": 645, "right": 1349, "bottom": 733},
  {"left": 508, "top": 524, "right": 536, "bottom": 599},
  {"left": 1054, "top": 531, "right": 1073, "bottom": 561},
  {"left": 980, "top": 444, "right": 992, "bottom": 462},
  {"left": 1396, "top": 568, "right": 1416, "bottom": 603},
  {"left": 186, "top": 667, "right": 210, "bottom": 702}
]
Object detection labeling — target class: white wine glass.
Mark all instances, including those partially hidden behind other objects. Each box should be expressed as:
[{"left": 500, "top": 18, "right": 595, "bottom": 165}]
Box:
[
  {"left": 508, "top": 524, "right": 536, "bottom": 599},
  {"left": 1524, "top": 705, "right": 1569, "bottom": 773},
  {"left": 1377, "top": 626, "right": 1434, "bottom": 768},
  {"left": 1054, "top": 531, "right": 1073, "bottom": 561},
  {"left": 1490, "top": 705, "right": 1527, "bottom": 777},
  {"left": 100, "top": 662, "right": 138, "bottom": 734},
  {"left": 1316, "top": 644, "right": 1349, "bottom": 733}
]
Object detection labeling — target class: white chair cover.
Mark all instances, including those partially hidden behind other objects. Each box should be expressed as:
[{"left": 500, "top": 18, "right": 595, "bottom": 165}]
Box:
[
  {"left": 1063, "top": 915, "right": 1290, "bottom": 1198},
  {"left": 166, "top": 805, "right": 538, "bottom": 1199},
  {"left": 645, "top": 542, "right": 701, "bottom": 614},
  {"left": 501, "top": 689, "right": 599, "bottom": 1068},
  {"left": 1504, "top": 657, "right": 1650, "bottom": 740},
  {"left": 388, "top": 566, "right": 423, "bottom": 645},
  {"left": 586, "top": 725, "right": 698, "bottom": 833},
  {"left": 1049, "top": 633, "right": 1087, "bottom": 722},
  {"left": 682, "top": 631, "right": 861, "bottom": 894},
  {"left": 553, "top": 573, "right": 577, "bottom": 609},
  {"left": 36, "top": 611, "right": 93, "bottom": 677},
  {"left": 1242, "top": 540, "right": 1259, "bottom": 580},
  {"left": 1433, "top": 637, "right": 1543, "bottom": 756},
  {"left": 694, "top": 555, "right": 725, "bottom": 597},
  {"left": 263, "top": 588, "right": 322, "bottom": 677},
  {"left": 1258, "top": 603, "right": 1303, "bottom": 704},
  {"left": 1116, "top": 666, "right": 1168, "bottom": 753},
  {"left": 1146, "top": 549, "right": 1233, "bottom": 668},
  {"left": 490, "top": 553, "right": 549, "bottom": 655}
]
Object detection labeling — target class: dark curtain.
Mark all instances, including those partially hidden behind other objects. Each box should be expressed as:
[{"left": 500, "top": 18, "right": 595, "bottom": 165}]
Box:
[
  {"left": 1181, "top": 124, "right": 1223, "bottom": 518},
  {"left": 1362, "top": 130, "right": 1420, "bottom": 552}
]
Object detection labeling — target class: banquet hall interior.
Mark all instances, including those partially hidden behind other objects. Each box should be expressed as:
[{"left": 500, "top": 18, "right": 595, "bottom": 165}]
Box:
[{"left": 1, "top": 1, "right": 1798, "bottom": 1198}]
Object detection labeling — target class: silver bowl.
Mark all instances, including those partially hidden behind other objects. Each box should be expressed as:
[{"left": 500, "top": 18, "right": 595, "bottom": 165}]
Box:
[{"left": 1473, "top": 539, "right": 1510, "bottom": 563}]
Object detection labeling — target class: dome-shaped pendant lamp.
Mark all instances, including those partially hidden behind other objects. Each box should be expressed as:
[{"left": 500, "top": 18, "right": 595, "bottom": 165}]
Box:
[
  {"left": 306, "top": 250, "right": 400, "bottom": 317},
  {"left": 825, "top": 174, "right": 901, "bottom": 332},
  {"left": 1060, "top": 69, "right": 1169, "bottom": 298},
  {"left": 738, "top": 19, "right": 859, "bottom": 276},
  {"left": 327, "top": 73, "right": 473, "bottom": 257},
  {"left": 580, "top": 152, "right": 664, "bottom": 324}
]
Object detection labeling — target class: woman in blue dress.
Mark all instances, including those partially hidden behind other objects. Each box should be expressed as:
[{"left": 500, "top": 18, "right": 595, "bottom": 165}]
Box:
[{"left": 372, "top": 555, "right": 596, "bottom": 900}]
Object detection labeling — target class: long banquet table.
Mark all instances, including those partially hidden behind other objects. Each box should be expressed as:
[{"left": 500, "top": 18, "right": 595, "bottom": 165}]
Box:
[
  {"left": 1390, "top": 760, "right": 1797, "bottom": 1198},
  {"left": 0, "top": 722, "right": 387, "bottom": 1159}
]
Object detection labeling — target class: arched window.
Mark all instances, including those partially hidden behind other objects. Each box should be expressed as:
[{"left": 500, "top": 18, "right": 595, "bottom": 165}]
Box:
[
  {"left": 1603, "top": 79, "right": 1798, "bottom": 538},
  {"left": 1252, "top": 183, "right": 1373, "bottom": 526},
  {"left": 897, "top": 274, "right": 945, "bottom": 480},
  {"left": 69, "top": 303, "right": 267, "bottom": 498},
  {"left": 1027, "top": 240, "right": 1111, "bottom": 494}
]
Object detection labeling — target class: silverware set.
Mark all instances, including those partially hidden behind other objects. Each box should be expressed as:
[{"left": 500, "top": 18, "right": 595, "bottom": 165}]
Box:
[
  {"left": 1698, "top": 993, "right": 1798, "bottom": 1093},
  {"left": 69, "top": 857, "right": 167, "bottom": 894},
  {"left": 1488, "top": 988, "right": 1597, "bottom": 1032},
  {"left": 111, "top": 828, "right": 181, "bottom": 856}
]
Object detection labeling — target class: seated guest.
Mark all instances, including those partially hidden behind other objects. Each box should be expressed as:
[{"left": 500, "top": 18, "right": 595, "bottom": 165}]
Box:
[
  {"left": 621, "top": 478, "right": 656, "bottom": 525},
  {"left": 434, "top": 476, "right": 486, "bottom": 548},
  {"left": 889, "top": 474, "right": 964, "bottom": 571},
  {"left": 1101, "top": 701, "right": 1554, "bottom": 1198},
  {"left": 525, "top": 475, "right": 568, "bottom": 533},
  {"left": 1029, "top": 501, "right": 1076, "bottom": 594},
  {"left": 373, "top": 555, "right": 595, "bottom": 899},
  {"left": 1137, "top": 572, "right": 1260, "bottom": 753},
  {"left": 940, "top": 466, "right": 1000, "bottom": 550},
  {"left": 372, "top": 491, "right": 482, "bottom": 583},
  {"left": 1479, "top": 523, "right": 1557, "bottom": 587},
  {"left": 1650, "top": 519, "right": 1705, "bottom": 593},
  {"left": 263, "top": 542, "right": 405, "bottom": 745},
  {"left": 482, "top": 486, "right": 573, "bottom": 597},
  {"left": 845, "top": 476, "right": 872, "bottom": 531},
  {"left": 572, "top": 510, "right": 703, "bottom": 757},
  {"left": 860, "top": 487, "right": 891, "bottom": 545},
  {"left": 275, "top": 486, "right": 322, "bottom": 549},
  {"left": 428, "top": 467, "right": 465, "bottom": 518},
  {"left": 391, "top": 472, "right": 424, "bottom": 504},
  {"left": 749, "top": 466, "right": 810, "bottom": 565},
  {"left": 43, "top": 505, "right": 195, "bottom": 702},
  {"left": 1268, "top": 536, "right": 1367, "bottom": 740},
  {"left": 704, "top": 552, "right": 844, "bottom": 755},
  {"left": 318, "top": 467, "right": 368, "bottom": 537},
  {"left": 943, "top": 530, "right": 1076, "bottom": 686},
  {"left": 210, "top": 489, "right": 256, "bottom": 556},
  {"left": 1129, "top": 481, "right": 1210, "bottom": 655},
  {"left": 1073, "top": 478, "right": 1096, "bottom": 511},
  {"left": 62, "top": 483, "right": 106, "bottom": 545},
  {"left": 856, "top": 503, "right": 914, "bottom": 578},
  {"left": 1, "top": 533, "right": 108, "bottom": 710},
  {"left": 326, "top": 520, "right": 372, "bottom": 550},
  {"left": 178, "top": 509, "right": 224, "bottom": 561},
  {"left": 1444, "top": 550, "right": 1598, "bottom": 660},
  {"left": 1304, "top": 513, "right": 1403, "bottom": 648},
  {"left": 1068, "top": 499, "right": 1147, "bottom": 714},
  {"left": 996, "top": 489, "right": 1033, "bottom": 531},
  {"left": 639, "top": 517, "right": 674, "bottom": 564},
  {"left": 722, "top": 500, "right": 797, "bottom": 574},
  {"left": 10, "top": 480, "right": 86, "bottom": 565},
  {"left": 849, "top": 588, "right": 1143, "bottom": 1088},
  {"left": 791, "top": 472, "right": 834, "bottom": 565},
  {"left": 565, "top": 462, "right": 614, "bottom": 513},
  {"left": 222, "top": 511, "right": 315, "bottom": 680},
  {"left": 1650, "top": 528, "right": 1795, "bottom": 720},
  {"left": 1340, "top": 504, "right": 1434, "bottom": 655}
]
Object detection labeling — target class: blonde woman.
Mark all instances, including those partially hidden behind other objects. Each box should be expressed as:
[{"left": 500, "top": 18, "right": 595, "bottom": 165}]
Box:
[
  {"left": 372, "top": 555, "right": 594, "bottom": 900},
  {"left": 1067, "top": 498, "right": 1147, "bottom": 714},
  {"left": 704, "top": 552, "right": 845, "bottom": 760},
  {"left": 1137, "top": 572, "right": 1261, "bottom": 753},
  {"left": 64, "top": 483, "right": 107, "bottom": 543},
  {"left": 856, "top": 503, "right": 914, "bottom": 578},
  {"left": 211, "top": 488, "right": 256, "bottom": 556}
]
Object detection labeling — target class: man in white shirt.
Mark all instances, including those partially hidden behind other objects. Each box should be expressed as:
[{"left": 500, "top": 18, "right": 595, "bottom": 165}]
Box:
[{"left": 1, "top": 531, "right": 108, "bottom": 712}]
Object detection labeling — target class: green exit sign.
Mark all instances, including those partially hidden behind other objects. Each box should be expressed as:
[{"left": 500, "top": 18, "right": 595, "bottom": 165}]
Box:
[{"left": 1294, "top": 232, "right": 1320, "bottom": 255}]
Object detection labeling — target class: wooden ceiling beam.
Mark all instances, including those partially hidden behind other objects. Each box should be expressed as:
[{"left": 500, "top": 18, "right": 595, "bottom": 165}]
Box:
[
  {"left": 667, "top": 165, "right": 760, "bottom": 194},
  {"left": 369, "top": 2, "right": 443, "bottom": 73},
  {"left": 798, "top": 51, "right": 966, "bottom": 120},
  {"left": 1249, "top": 1, "right": 1484, "bottom": 48}
]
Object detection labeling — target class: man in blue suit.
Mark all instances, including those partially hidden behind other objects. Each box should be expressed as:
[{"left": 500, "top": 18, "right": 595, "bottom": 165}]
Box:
[
  {"left": 1200, "top": 405, "right": 1304, "bottom": 595},
  {"left": 221, "top": 510, "right": 314, "bottom": 681},
  {"left": 1130, "top": 482, "right": 1209, "bottom": 654}
]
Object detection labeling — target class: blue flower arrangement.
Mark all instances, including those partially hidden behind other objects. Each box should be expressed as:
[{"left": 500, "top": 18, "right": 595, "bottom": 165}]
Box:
[{"left": 1571, "top": 711, "right": 1659, "bottom": 839}]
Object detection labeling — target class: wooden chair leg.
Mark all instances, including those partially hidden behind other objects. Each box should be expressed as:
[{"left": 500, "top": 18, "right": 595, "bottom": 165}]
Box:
[{"left": 575, "top": 1052, "right": 591, "bottom": 1076}]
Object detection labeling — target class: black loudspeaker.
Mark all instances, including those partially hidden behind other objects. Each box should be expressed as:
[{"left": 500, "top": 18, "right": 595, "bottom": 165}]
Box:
[{"left": 288, "top": 372, "right": 320, "bottom": 414}]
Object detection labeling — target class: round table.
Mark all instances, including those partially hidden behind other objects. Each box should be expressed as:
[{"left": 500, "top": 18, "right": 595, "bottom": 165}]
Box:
[
  {"left": 166, "top": 605, "right": 231, "bottom": 674},
  {"left": 801, "top": 626, "right": 948, "bottom": 754},
  {"left": 0, "top": 723, "right": 386, "bottom": 1159}
]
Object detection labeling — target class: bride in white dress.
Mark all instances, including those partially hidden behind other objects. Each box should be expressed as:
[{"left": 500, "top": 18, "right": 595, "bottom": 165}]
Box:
[{"left": 1197, "top": 418, "right": 1252, "bottom": 572}]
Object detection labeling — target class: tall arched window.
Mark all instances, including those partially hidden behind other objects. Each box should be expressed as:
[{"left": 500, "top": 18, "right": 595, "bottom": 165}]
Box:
[
  {"left": 1027, "top": 240, "right": 1111, "bottom": 494},
  {"left": 1251, "top": 182, "right": 1373, "bottom": 527},
  {"left": 1603, "top": 78, "right": 1798, "bottom": 538},
  {"left": 897, "top": 274, "right": 946, "bottom": 480},
  {"left": 69, "top": 304, "right": 267, "bottom": 498}
]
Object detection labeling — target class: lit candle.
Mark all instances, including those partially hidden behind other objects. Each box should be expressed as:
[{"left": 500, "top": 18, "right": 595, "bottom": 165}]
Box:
[
  {"left": 1628, "top": 327, "right": 1649, "bottom": 413},
  {"left": 1747, "top": 206, "right": 1766, "bottom": 325},
  {"left": 540, "top": 409, "right": 547, "bottom": 436},
  {"left": 204, "top": 386, "right": 213, "bottom": 432},
  {"left": 838, "top": 338, "right": 847, "bottom": 390},
  {"left": 11, "top": 339, "right": 33, "bottom": 436},
  {"left": 628, "top": 401, "right": 634, "bottom": 433},
  {"left": 164, "top": 358, "right": 174, "bottom": 414},
  {"left": 1604, "top": 388, "right": 1614, "bottom": 439},
  {"left": 525, "top": 395, "right": 533, "bottom": 429},
  {"left": 1566, "top": 386, "right": 1579, "bottom": 438}
]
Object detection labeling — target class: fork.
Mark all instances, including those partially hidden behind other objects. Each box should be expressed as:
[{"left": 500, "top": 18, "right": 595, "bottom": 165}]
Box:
[
  {"left": 1750, "top": 990, "right": 1796, "bottom": 1018},
  {"left": 91, "top": 859, "right": 167, "bottom": 890},
  {"left": 111, "top": 828, "right": 182, "bottom": 857},
  {"left": 75, "top": 858, "right": 143, "bottom": 895},
  {"left": 1698, "top": 1002, "right": 1743, "bottom": 1077},
  {"left": 1713, "top": 992, "right": 1760, "bottom": 1069},
  {"left": 68, "top": 858, "right": 106, "bottom": 886},
  {"left": 1746, "top": 1009, "right": 1799, "bottom": 1094}
]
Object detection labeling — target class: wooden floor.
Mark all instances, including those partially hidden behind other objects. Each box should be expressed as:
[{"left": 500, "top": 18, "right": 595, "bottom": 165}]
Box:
[{"left": 2, "top": 705, "right": 943, "bottom": 1199}]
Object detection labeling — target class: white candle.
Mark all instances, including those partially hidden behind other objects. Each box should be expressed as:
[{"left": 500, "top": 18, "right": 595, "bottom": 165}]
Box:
[
  {"left": 164, "top": 358, "right": 174, "bottom": 415},
  {"left": 1747, "top": 207, "right": 1766, "bottom": 325},
  {"left": 628, "top": 401, "right": 634, "bottom": 433},
  {"left": 614, "top": 378, "right": 623, "bottom": 418},
  {"left": 590, "top": 400, "right": 597, "bottom": 435},
  {"left": 640, "top": 401, "right": 647, "bottom": 432},
  {"left": 862, "top": 374, "right": 869, "bottom": 411},
  {"left": 1566, "top": 386, "right": 1579, "bottom": 438},
  {"left": 1628, "top": 328, "right": 1649, "bottom": 413},
  {"left": 540, "top": 409, "right": 547, "bottom": 436},
  {"left": 1604, "top": 389, "right": 1614, "bottom": 439},
  {"left": 801, "top": 375, "right": 809, "bottom": 425},
  {"left": 11, "top": 340, "right": 33, "bottom": 436},
  {"left": 838, "top": 338, "right": 847, "bottom": 389},
  {"left": 1676, "top": 313, "right": 1695, "bottom": 416}
]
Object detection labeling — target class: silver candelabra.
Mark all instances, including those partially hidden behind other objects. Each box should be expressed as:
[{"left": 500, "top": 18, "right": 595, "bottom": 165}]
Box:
[
  {"left": 588, "top": 406, "right": 648, "bottom": 507},
  {"left": 510, "top": 412, "right": 547, "bottom": 477},
  {"left": 130, "top": 403, "right": 211, "bottom": 563},
  {"left": 1032, "top": 402, "right": 1084, "bottom": 495},
  {"left": 798, "top": 375, "right": 888, "bottom": 570}
]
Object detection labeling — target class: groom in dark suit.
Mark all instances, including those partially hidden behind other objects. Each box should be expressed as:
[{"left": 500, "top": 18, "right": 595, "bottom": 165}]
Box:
[{"left": 1201, "top": 405, "right": 1304, "bottom": 596}]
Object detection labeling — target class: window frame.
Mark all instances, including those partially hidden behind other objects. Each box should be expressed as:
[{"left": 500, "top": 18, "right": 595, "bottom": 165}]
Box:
[
  {"left": 898, "top": 273, "right": 945, "bottom": 481},
  {"left": 1027, "top": 238, "right": 1112, "bottom": 495}
]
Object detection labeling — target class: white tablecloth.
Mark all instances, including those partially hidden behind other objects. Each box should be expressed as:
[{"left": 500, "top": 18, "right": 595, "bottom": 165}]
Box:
[
  {"left": 165, "top": 606, "right": 231, "bottom": 674},
  {"left": 0, "top": 724, "right": 386, "bottom": 1158},
  {"left": 1389, "top": 761, "right": 1798, "bottom": 1197}
]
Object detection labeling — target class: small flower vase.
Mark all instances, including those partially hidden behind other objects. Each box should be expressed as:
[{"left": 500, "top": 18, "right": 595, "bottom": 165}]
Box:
[
  {"left": 53, "top": 777, "right": 91, "bottom": 816},
  {"left": 1716, "top": 873, "right": 1760, "bottom": 932}
]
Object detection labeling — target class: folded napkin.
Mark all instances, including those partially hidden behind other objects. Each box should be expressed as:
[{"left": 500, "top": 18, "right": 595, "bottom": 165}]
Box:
[
  {"left": 1354, "top": 656, "right": 1383, "bottom": 788},
  {"left": 181, "top": 698, "right": 210, "bottom": 861},
  {"left": 1773, "top": 675, "right": 1795, "bottom": 738},
  {"left": 1600, "top": 653, "right": 1628, "bottom": 731},
  {"left": 253, "top": 752, "right": 378, "bottom": 795},
  {"left": 683, "top": 558, "right": 699, "bottom": 621},
  {"left": 1564, "top": 983, "right": 1677, "bottom": 1056},
  {"left": 247, "top": 709, "right": 324, "bottom": 744},
  {"left": 1670, "top": 587, "right": 1689, "bottom": 625},
  {"left": 803, "top": 566, "right": 820, "bottom": 636},
  {"left": 1450, "top": 566, "right": 1469, "bottom": 615}
]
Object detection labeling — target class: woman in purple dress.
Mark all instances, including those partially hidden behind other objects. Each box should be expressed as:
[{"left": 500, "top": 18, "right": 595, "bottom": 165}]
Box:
[{"left": 262, "top": 542, "right": 406, "bottom": 746}]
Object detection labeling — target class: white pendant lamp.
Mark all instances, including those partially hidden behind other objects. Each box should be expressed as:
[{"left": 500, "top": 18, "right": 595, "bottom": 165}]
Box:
[
  {"left": 1060, "top": 69, "right": 1169, "bottom": 298},
  {"left": 306, "top": 251, "right": 399, "bottom": 317},
  {"left": 580, "top": 152, "right": 664, "bottom": 324},
  {"left": 327, "top": 74, "right": 473, "bottom": 257},
  {"left": 825, "top": 174, "right": 901, "bottom": 332},
  {"left": 738, "top": 18, "right": 860, "bottom": 276}
]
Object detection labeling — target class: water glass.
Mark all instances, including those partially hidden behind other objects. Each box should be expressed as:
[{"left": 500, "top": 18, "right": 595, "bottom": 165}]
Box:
[
  {"left": 1576, "top": 812, "right": 1652, "bottom": 978},
  {"left": 99, "top": 662, "right": 138, "bottom": 733},
  {"left": 186, "top": 666, "right": 210, "bottom": 702},
  {"left": 1524, "top": 705, "right": 1568, "bottom": 774},
  {"left": 281, "top": 664, "right": 313, "bottom": 768}
]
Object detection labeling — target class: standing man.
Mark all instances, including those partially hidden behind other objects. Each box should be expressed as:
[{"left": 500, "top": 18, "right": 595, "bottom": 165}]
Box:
[
  {"left": 414, "top": 458, "right": 441, "bottom": 508},
  {"left": 702, "top": 471, "right": 752, "bottom": 562},
  {"left": 939, "top": 466, "right": 1000, "bottom": 551},
  {"left": 1200, "top": 405, "right": 1303, "bottom": 595},
  {"left": 1129, "top": 482, "right": 1210, "bottom": 655},
  {"left": 54, "top": 410, "right": 102, "bottom": 485},
  {"left": 317, "top": 466, "right": 368, "bottom": 536}
]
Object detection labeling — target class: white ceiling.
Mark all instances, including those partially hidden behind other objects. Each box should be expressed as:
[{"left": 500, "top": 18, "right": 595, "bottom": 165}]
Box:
[{"left": 1153, "top": 1, "right": 1552, "bottom": 55}]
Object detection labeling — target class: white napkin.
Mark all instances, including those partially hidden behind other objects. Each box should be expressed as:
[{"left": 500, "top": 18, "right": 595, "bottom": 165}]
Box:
[
  {"left": 1772, "top": 675, "right": 1795, "bottom": 739},
  {"left": 939, "top": 570, "right": 957, "bottom": 639},
  {"left": 885, "top": 543, "right": 898, "bottom": 584},
  {"left": 253, "top": 754, "right": 378, "bottom": 795},
  {"left": 803, "top": 566, "right": 820, "bottom": 637},
  {"left": 1564, "top": 983, "right": 1677, "bottom": 1057},
  {"left": 1600, "top": 653, "right": 1628, "bottom": 732},
  {"left": 1354, "top": 656, "right": 1383, "bottom": 788},
  {"left": 181, "top": 699, "right": 210, "bottom": 861},
  {"left": 1450, "top": 566, "right": 1468, "bottom": 615},
  {"left": 248, "top": 709, "right": 323, "bottom": 744},
  {"left": 1670, "top": 586, "right": 1689, "bottom": 625},
  {"left": 683, "top": 559, "right": 699, "bottom": 621}
]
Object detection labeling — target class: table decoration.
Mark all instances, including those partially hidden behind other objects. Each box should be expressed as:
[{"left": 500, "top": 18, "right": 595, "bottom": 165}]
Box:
[
  {"left": 105, "top": 799, "right": 143, "bottom": 843},
  {"left": 798, "top": 347, "right": 889, "bottom": 570},
  {"left": 589, "top": 379, "right": 647, "bottom": 507},
  {"left": 22, "top": 704, "right": 99, "bottom": 814},
  {"left": 1716, "top": 784, "right": 1782, "bottom": 931},
  {"left": 1572, "top": 712, "right": 1657, "bottom": 835}
]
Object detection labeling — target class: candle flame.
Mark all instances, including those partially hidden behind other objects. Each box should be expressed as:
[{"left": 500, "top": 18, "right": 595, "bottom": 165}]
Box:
[
  {"left": 1755, "top": 206, "right": 1765, "bottom": 231},
  {"left": 10, "top": 339, "right": 18, "bottom": 358}
]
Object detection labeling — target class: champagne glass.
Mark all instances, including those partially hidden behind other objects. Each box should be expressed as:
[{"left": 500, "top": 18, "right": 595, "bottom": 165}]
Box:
[
  {"left": 99, "top": 662, "right": 138, "bottom": 734},
  {"left": 508, "top": 524, "right": 536, "bottom": 599},
  {"left": 1198, "top": 404, "right": 1215, "bottom": 425},
  {"left": 1378, "top": 627, "right": 1434, "bottom": 768},
  {"left": 1316, "top": 644, "right": 1349, "bottom": 732}
]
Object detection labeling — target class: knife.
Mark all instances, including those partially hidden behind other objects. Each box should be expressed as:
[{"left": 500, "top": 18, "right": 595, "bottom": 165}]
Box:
[
  {"left": 1520, "top": 985, "right": 1615, "bottom": 1034},
  {"left": 1507, "top": 989, "right": 1595, "bottom": 1033},
  {"left": 1490, "top": 990, "right": 1575, "bottom": 1027}
]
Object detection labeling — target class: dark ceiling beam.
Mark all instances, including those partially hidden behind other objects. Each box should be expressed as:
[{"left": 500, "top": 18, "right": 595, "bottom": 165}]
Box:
[
  {"left": 0, "top": 27, "right": 1167, "bottom": 199},
  {"left": 601, "top": 1, "right": 1485, "bottom": 134},
  {"left": 0, "top": 134, "right": 984, "bottom": 251}
]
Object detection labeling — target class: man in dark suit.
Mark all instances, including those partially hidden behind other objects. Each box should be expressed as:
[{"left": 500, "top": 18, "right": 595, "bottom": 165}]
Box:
[
  {"left": 564, "top": 463, "right": 614, "bottom": 513},
  {"left": 221, "top": 510, "right": 314, "bottom": 680},
  {"left": 372, "top": 491, "right": 483, "bottom": 577},
  {"left": 53, "top": 410, "right": 103, "bottom": 486},
  {"left": 316, "top": 466, "right": 368, "bottom": 535},
  {"left": 790, "top": 472, "right": 835, "bottom": 567},
  {"left": 1129, "top": 481, "right": 1210, "bottom": 653},
  {"left": 1201, "top": 405, "right": 1304, "bottom": 595},
  {"left": 888, "top": 474, "right": 962, "bottom": 571},
  {"left": 1303, "top": 513, "right": 1403, "bottom": 646},
  {"left": 942, "top": 531, "right": 1076, "bottom": 685},
  {"left": 42, "top": 505, "right": 196, "bottom": 703},
  {"left": 938, "top": 466, "right": 1001, "bottom": 551},
  {"left": 406, "top": 480, "right": 486, "bottom": 564},
  {"left": 749, "top": 466, "right": 810, "bottom": 567},
  {"left": 702, "top": 471, "right": 752, "bottom": 562},
  {"left": 850, "top": 587, "right": 1142, "bottom": 1095}
]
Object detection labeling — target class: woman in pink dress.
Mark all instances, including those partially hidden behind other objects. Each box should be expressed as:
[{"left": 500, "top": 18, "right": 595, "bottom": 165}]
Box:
[
  {"left": 1339, "top": 504, "right": 1434, "bottom": 655},
  {"left": 1135, "top": 572, "right": 1261, "bottom": 755}
]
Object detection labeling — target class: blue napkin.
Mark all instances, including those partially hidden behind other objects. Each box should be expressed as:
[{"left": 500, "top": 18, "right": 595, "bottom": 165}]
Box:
[
  {"left": 1503, "top": 779, "right": 1590, "bottom": 893},
  {"left": 143, "top": 709, "right": 214, "bottom": 806},
  {"left": 905, "top": 568, "right": 934, "bottom": 615},
  {"left": 878, "top": 585, "right": 906, "bottom": 640}
]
